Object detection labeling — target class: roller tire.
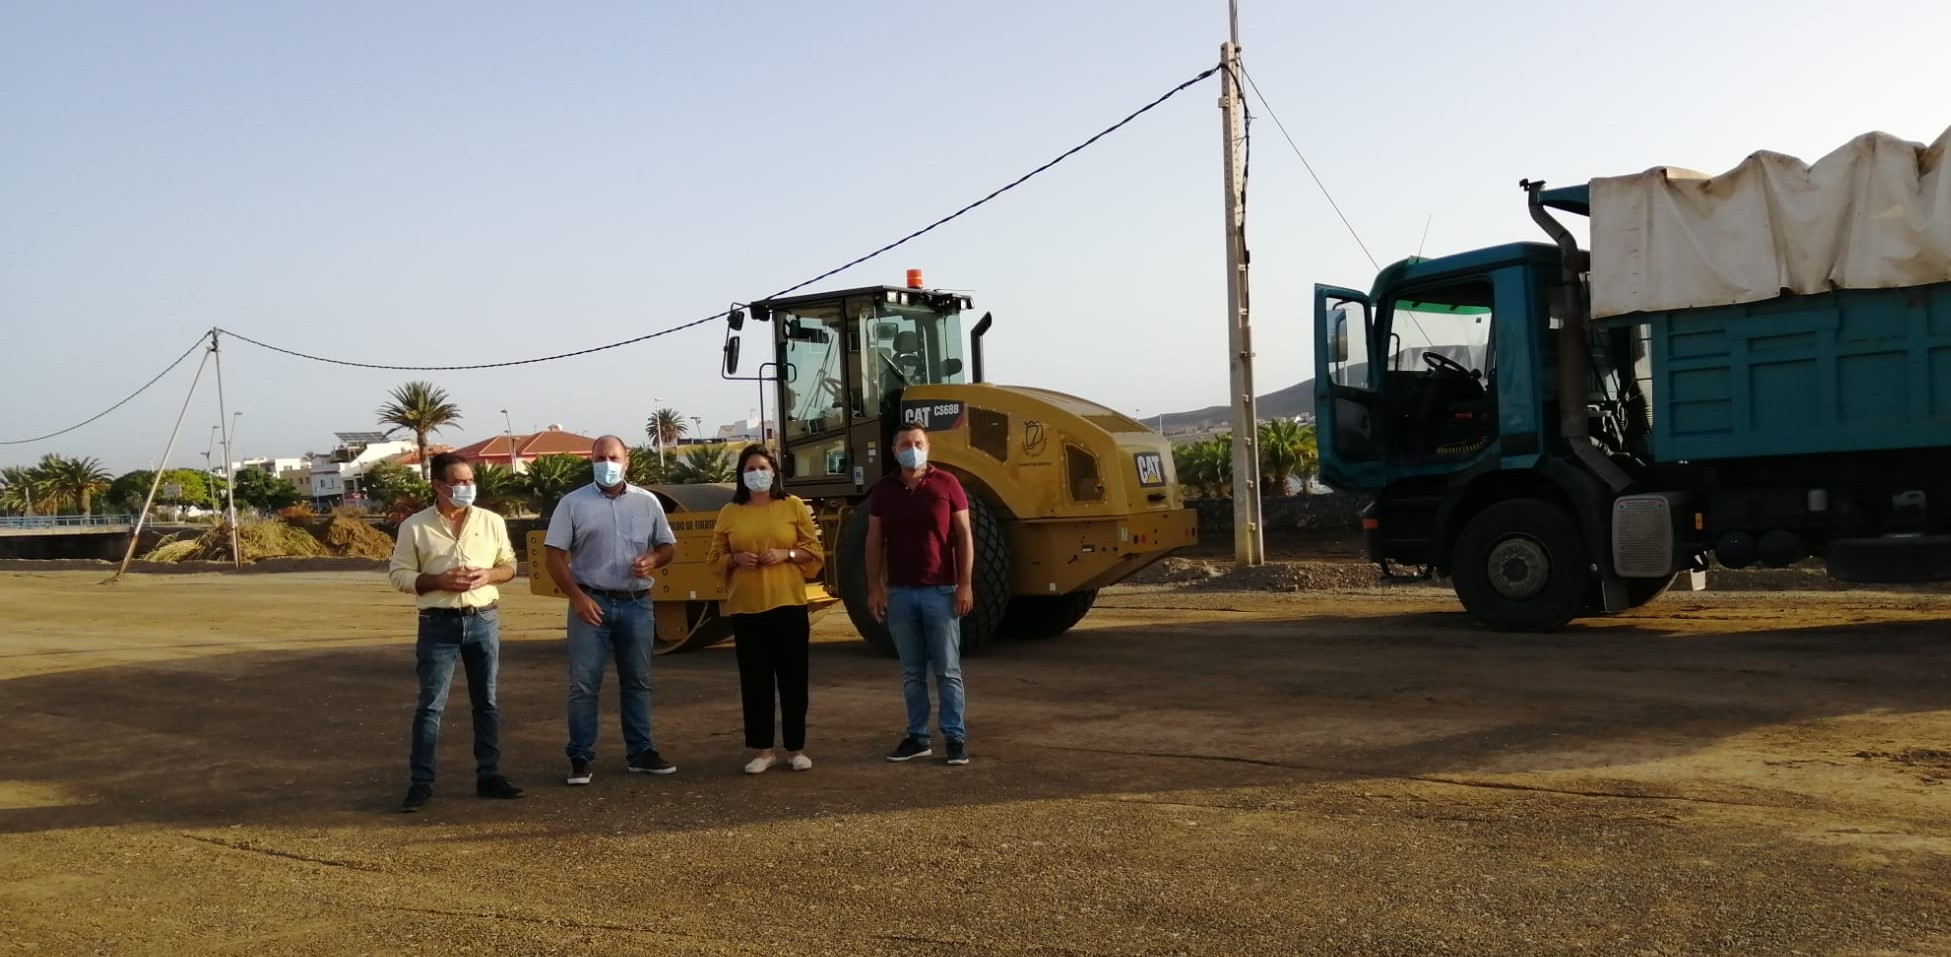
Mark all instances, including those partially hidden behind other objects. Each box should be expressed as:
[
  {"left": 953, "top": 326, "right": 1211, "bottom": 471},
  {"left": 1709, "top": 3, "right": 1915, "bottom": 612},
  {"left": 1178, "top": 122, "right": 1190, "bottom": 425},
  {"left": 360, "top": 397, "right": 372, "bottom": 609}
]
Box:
[
  {"left": 838, "top": 491, "right": 1013, "bottom": 657},
  {"left": 998, "top": 589, "right": 1098, "bottom": 641},
  {"left": 1451, "top": 498, "right": 1589, "bottom": 633}
]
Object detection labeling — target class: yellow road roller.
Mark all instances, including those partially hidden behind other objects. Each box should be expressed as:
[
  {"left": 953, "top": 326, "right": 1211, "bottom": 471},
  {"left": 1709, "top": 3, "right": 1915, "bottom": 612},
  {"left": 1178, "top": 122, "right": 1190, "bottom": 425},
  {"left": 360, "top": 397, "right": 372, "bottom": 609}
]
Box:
[{"left": 530, "top": 275, "right": 1197, "bottom": 655}]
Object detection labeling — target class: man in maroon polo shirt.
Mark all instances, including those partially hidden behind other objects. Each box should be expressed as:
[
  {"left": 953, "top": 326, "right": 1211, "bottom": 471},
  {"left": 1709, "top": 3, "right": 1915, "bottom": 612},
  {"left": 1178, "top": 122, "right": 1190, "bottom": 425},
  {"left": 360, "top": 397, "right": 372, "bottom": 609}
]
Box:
[{"left": 865, "top": 422, "right": 975, "bottom": 766}]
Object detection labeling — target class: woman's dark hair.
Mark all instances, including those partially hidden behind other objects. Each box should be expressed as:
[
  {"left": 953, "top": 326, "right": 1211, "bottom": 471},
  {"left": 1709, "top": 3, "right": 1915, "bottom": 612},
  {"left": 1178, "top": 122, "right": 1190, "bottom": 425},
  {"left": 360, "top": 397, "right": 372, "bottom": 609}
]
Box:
[{"left": 730, "top": 444, "right": 785, "bottom": 504}]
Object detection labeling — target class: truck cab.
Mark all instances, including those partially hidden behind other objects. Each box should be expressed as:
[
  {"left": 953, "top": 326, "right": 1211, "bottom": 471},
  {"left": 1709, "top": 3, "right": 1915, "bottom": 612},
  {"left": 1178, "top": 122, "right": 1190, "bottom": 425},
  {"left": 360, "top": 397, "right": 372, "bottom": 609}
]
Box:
[{"left": 1315, "top": 237, "right": 1623, "bottom": 568}]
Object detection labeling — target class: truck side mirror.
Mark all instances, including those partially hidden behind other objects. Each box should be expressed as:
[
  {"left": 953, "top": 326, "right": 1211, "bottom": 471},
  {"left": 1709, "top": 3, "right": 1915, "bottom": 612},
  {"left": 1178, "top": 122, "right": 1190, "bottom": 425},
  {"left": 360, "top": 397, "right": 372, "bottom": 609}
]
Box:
[
  {"left": 723, "top": 336, "right": 741, "bottom": 376},
  {"left": 1330, "top": 312, "right": 1351, "bottom": 364}
]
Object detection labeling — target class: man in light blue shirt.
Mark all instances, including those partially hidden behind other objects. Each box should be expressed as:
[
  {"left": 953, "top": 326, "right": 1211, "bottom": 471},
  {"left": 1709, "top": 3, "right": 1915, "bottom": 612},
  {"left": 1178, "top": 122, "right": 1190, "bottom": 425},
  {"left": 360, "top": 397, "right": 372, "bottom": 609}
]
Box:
[{"left": 543, "top": 435, "right": 678, "bottom": 786}]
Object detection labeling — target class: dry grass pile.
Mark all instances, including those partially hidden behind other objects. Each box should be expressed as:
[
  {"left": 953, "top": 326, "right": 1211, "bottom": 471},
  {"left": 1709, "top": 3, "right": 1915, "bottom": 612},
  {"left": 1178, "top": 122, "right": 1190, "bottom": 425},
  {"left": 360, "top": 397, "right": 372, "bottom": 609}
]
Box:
[
  {"left": 140, "top": 537, "right": 200, "bottom": 562},
  {"left": 134, "top": 516, "right": 394, "bottom": 565},
  {"left": 321, "top": 516, "right": 395, "bottom": 559},
  {"left": 147, "top": 519, "right": 326, "bottom": 563}
]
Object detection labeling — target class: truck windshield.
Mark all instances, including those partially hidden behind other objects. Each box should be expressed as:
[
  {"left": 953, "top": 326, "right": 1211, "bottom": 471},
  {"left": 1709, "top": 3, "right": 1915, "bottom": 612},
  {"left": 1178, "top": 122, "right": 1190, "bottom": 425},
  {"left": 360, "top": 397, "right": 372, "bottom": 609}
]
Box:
[
  {"left": 1386, "top": 290, "right": 1493, "bottom": 378},
  {"left": 1379, "top": 279, "right": 1498, "bottom": 461}
]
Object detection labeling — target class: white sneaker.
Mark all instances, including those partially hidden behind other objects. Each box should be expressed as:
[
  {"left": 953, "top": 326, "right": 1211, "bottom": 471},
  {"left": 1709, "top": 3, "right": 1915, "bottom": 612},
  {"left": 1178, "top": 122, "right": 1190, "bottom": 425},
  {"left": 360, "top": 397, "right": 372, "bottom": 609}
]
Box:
[
  {"left": 788, "top": 754, "right": 813, "bottom": 772},
  {"left": 744, "top": 754, "right": 778, "bottom": 775}
]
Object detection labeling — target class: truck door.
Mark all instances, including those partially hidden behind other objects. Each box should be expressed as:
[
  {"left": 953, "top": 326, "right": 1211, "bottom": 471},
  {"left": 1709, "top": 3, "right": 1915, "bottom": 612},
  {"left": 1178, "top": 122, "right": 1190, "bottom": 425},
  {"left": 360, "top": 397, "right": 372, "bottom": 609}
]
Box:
[{"left": 1314, "top": 285, "right": 1387, "bottom": 489}]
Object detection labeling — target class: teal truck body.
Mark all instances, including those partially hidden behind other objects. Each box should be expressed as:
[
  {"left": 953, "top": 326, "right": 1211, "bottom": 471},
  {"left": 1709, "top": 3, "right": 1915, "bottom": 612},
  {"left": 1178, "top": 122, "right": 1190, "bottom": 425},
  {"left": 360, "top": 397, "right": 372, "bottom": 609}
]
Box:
[{"left": 1312, "top": 132, "right": 1951, "bottom": 630}]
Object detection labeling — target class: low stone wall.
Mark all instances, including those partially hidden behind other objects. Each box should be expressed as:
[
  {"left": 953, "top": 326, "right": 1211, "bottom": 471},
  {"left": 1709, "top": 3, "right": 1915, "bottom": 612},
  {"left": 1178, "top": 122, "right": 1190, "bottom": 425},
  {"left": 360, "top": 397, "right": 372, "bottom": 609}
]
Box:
[{"left": 1187, "top": 493, "right": 1367, "bottom": 538}]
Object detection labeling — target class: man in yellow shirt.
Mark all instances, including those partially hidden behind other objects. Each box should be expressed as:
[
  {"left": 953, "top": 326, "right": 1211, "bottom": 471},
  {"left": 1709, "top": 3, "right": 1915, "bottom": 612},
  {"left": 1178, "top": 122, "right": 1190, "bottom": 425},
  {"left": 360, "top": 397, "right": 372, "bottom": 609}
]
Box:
[{"left": 388, "top": 452, "right": 523, "bottom": 812}]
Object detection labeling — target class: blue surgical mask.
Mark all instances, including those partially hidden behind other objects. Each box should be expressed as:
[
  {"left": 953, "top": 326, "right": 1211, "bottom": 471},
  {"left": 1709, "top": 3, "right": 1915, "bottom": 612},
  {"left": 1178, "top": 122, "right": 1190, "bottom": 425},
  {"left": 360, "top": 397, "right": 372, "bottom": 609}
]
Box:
[
  {"left": 593, "top": 460, "right": 625, "bottom": 488},
  {"left": 447, "top": 484, "right": 477, "bottom": 508},
  {"left": 741, "top": 469, "right": 774, "bottom": 492},
  {"left": 896, "top": 447, "right": 927, "bottom": 470}
]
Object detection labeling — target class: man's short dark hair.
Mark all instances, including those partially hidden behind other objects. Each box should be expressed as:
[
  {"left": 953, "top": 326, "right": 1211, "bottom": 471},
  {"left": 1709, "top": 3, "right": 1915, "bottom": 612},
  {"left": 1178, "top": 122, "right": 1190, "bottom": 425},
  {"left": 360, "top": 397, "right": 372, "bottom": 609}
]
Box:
[
  {"left": 893, "top": 422, "right": 928, "bottom": 438},
  {"left": 429, "top": 452, "right": 468, "bottom": 482}
]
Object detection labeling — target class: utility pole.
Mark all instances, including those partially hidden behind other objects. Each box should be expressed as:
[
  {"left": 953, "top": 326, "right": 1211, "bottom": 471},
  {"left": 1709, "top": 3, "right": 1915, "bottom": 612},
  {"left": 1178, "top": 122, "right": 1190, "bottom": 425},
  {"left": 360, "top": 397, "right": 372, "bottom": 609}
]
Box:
[
  {"left": 211, "top": 330, "right": 242, "bottom": 567},
  {"left": 1220, "top": 1, "right": 1264, "bottom": 566}
]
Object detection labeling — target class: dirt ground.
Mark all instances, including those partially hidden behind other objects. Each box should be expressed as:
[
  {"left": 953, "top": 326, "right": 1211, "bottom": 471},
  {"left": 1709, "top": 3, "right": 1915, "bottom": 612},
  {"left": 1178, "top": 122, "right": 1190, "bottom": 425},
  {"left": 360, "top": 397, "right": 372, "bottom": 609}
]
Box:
[{"left": 5, "top": 570, "right": 1951, "bottom": 956}]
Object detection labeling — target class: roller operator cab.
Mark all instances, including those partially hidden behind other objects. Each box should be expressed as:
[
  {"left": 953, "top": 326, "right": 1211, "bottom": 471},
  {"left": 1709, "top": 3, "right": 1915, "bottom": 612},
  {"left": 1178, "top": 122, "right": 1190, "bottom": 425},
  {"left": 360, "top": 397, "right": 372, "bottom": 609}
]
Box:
[
  {"left": 1315, "top": 127, "right": 1951, "bottom": 632},
  {"left": 530, "top": 275, "right": 1198, "bottom": 656}
]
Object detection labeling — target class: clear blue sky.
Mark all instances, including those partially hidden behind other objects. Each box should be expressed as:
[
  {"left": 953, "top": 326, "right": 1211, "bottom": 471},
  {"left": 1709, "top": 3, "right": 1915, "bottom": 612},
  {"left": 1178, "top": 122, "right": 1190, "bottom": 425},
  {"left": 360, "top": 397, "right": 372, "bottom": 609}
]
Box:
[{"left": 4, "top": 0, "right": 1947, "bottom": 472}]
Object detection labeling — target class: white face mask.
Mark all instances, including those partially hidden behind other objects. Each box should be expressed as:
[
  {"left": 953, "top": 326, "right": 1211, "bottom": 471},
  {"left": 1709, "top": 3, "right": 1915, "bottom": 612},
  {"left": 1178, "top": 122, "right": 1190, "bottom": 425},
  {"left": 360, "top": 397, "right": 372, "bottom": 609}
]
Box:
[
  {"left": 447, "top": 484, "right": 477, "bottom": 508},
  {"left": 741, "top": 469, "right": 774, "bottom": 493},
  {"left": 896, "top": 447, "right": 927, "bottom": 470},
  {"left": 592, "top": 460, "right": 625, "bottom": 488}
]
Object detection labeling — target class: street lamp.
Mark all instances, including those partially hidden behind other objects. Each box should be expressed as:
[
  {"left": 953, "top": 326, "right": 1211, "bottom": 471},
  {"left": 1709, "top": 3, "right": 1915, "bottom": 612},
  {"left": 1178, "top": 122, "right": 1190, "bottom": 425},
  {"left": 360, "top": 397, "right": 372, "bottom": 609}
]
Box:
[
  {"left": 500, "top": 409, "right": 516, "bottom": 471},
  {"left": 650, "top": 395, "right": 666, "bottom": 467}
]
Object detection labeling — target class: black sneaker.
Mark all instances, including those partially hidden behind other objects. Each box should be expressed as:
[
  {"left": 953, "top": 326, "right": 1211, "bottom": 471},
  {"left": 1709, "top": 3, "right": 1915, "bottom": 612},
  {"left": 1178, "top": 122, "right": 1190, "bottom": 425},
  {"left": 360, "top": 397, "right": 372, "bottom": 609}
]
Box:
[
  {"left": 566, "top": 758, "right": 593, "bottom": 786},
  {"left": 886, "top": 736, "right": 932, "bottom": 762},
  {"left": 476, "top": 774, "right": 524, "bottom": 799},
  {"left": 400, "top": 783, "right": 432, "bottom": 812},
  {"left": 945, "top": 740, "right": 970, "bottom": 766},
  {"left": 628, "top": 750, "right": 677, "bottom": 775}
]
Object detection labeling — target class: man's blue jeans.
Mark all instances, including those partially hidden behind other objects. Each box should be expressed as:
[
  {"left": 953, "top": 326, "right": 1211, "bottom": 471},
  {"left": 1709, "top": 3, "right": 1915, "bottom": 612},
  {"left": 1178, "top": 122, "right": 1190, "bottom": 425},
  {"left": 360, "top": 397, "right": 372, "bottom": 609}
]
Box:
[
  {"left": 409, "top": 608, "right": 501, "bottom": 785},
  {"left": 886, "top": 584, "right": 965, "bottom": 741},
  {"left": 564, "top": 593, "right": 655, "bottom": 763}
]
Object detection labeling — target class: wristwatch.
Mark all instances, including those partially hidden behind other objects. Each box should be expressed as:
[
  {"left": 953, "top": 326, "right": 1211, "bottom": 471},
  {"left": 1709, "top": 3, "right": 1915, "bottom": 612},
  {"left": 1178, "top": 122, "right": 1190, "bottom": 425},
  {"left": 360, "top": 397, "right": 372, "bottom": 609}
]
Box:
[{"left": 787, "top": 549, "right": 797, "bottom": 561}]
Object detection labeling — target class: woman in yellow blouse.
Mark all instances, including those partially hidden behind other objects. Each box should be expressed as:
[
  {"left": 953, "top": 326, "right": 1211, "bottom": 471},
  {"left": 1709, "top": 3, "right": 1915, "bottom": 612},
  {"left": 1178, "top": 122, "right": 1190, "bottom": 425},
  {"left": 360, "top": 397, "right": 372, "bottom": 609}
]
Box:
[{"left": 706, "top": 445, "right": 826, "bottom": 774}]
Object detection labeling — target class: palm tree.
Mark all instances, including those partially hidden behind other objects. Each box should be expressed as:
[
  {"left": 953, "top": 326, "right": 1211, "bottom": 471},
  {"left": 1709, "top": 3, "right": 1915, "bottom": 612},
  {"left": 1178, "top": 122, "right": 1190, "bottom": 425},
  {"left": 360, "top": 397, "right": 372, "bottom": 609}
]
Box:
[
  {"left": 646, "top": 408, "right": 689, "bottom": 462},
  {"left": 377, "top": 381, "right": 462, "bottom": 480},
  {"left": 1172, "top": 436, "right": 1233, "bottom": 498},
  {"left": 522, "top": 453, "right": 589, "bottom": 517},
  {"left": 471, "top": 462, "right": 526, "bottom": 515},
  {"left": 1258, "top": 419, "right": 1314, "bottom": 497},
  {"left": 668, "top": 444, "right": 733, "bottom": 484},
  {"left": 627, "top": 444, "right": 665, "bottom": 487},
  {"left": 40, "top": 454, "right": 112, "bottom": 515},
  {"left": 1291, "top": 425, "right": 1319, "bottom": 490},
  {"left": 0, "top": 465, "right": 38, "bottom": 515}
]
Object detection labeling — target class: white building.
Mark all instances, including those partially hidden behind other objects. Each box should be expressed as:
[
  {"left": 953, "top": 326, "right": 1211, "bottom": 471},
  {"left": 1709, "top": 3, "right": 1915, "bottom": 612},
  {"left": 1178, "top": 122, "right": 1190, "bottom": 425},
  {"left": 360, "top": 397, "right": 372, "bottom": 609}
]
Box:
[
  {"left": 230, "top": 456, "right": 309, "bottom": 483},
  {"left": 715, "top": 413, "right": 774, "bottom": 445},
  {"left": 306, "top": 432, "right": 414, "bottom": 506}
]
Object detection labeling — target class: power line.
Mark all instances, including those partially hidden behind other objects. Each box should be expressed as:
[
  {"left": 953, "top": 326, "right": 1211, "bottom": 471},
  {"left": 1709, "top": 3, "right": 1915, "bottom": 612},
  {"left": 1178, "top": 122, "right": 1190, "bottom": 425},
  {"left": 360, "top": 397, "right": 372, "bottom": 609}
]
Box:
[
  {"left": 220, "top": 64, "right": 1224, "bottom": 373},
  {"left": 1239, "top": 61, "right": 1436, "bottom": 355},
  {"left": 217, "top": 315, "right": 723, "bottom": 372},
  {"left": 0, "top": 335, "right": 209, "bottom": 446},
  {"left": 1237, "top": 62, "right": 1378, "bottom": 271}
]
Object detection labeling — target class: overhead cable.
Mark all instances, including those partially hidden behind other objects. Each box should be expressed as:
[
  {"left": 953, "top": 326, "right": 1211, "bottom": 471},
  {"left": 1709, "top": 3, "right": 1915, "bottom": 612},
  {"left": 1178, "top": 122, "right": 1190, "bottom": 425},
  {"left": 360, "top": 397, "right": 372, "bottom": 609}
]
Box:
[
  {"left": 0, "top": 335, "right": 209, "bottom": 446},
  {"left": 217, "top": 64, "right": 1224, "bottom": 372}
]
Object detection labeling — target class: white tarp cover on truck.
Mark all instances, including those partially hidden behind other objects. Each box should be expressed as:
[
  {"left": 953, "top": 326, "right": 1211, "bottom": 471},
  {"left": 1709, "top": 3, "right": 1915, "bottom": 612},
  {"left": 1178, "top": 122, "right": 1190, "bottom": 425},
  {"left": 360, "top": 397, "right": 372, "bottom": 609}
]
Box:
[{"left": 1589, "top": 126, "right": 1951, "bottom": 319}]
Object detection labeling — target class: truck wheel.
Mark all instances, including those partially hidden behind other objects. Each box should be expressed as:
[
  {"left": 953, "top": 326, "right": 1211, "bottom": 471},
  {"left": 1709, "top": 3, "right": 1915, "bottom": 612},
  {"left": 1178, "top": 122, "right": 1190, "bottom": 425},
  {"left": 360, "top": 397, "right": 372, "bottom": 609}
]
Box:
[
  {"left": 998, "top": 589, "right": 1098, "bottom": 641},
  {"left": 1451, "top": 498, "right": 1589, "bottom": 632},
  {"left": 838, "top": 493, "right": 1013, "bottom": 657}
]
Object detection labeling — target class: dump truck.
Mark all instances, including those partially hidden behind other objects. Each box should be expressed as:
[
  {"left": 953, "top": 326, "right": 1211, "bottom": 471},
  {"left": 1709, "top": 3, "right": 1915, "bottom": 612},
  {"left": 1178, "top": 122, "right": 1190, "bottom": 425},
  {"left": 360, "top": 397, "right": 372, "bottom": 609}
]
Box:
[
  {"left": 530, "top": 273, "right": 1198, "bottom": 653},
  {"left": 1312, "top": 127, "right": 1951, "bottom": 630}
]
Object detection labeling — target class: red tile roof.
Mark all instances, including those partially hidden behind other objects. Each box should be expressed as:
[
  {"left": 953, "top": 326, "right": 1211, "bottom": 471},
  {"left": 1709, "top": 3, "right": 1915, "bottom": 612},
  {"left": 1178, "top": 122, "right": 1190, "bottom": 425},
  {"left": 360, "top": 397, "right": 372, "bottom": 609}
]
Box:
[
  {"left": 452, "top": 427, "right": 598, "bottom": 463},
  {"left": 395, "top": 444, "right": 455, "bottom": 465}
]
